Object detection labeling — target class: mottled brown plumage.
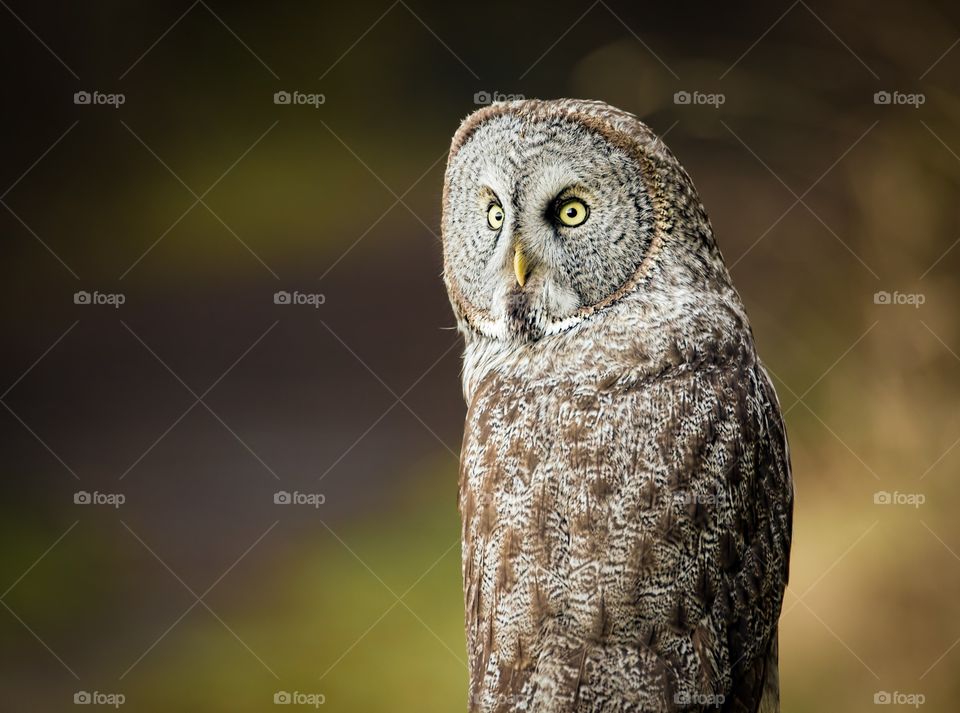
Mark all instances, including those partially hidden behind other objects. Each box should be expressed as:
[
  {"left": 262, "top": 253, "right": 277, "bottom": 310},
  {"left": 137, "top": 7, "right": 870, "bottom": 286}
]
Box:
[{"left": 441, "top": 99, "right": 793, "bottom": 712}]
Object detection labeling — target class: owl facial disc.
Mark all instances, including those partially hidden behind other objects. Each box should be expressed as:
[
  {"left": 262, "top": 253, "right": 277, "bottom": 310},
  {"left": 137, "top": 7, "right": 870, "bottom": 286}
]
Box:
[{"left": 442, "top": 101, "right": 656, "bottom": 342}]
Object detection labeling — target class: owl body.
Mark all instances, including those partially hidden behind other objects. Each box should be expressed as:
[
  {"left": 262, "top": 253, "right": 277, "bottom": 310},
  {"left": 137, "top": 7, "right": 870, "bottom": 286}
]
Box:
[{"left": 442, "top": 100, "right": 792, "bottom": 712}]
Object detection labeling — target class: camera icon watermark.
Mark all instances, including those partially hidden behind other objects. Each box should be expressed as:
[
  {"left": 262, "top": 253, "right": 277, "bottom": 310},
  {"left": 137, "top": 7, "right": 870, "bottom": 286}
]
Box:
[
  {"left": 873, "top": 491, "right": 925, "bottom": 508},
  {"left": 674, "top": 692, "right": 725, "bottom": 706},
  {"left": 873, "top": 290, "right": 925, "bottom": 308},
  {"left": 673, "top": 90, "right": 725, "bottom": 108},
  {"left": 873, "top": 90, "right": 925, "bottom": 108},
  {"left": 274, "top": 690, "right": 325, "bottom": 707},
  {"left": 673, "top": 490, "right": 727, "bottom": 507},
  {"left": 473, "top": 90, "right": 525, "bottom": 105},
  {"left": 74, "top": 290, "right": 126, "bottom": 308},
  {"left": 74, "top": 490, "right": 126, "bottom": 508},
  {"left": 874, "top": 690, "right": 925, "bottom": 707},
  {"left": 273, "top": 490, "right": 325, "bottom": 508},
  {"left": 74, "top": 90, "right": 125, "bottom": 109},
  {"left": 273, "top": 290, "right": 326, "bottom": 308},
  {"left": 74, "top": 690, "right": 125, "bottom": 707},
  {"left": 273, "top": 90, "right": 325, "bottom": 108}
]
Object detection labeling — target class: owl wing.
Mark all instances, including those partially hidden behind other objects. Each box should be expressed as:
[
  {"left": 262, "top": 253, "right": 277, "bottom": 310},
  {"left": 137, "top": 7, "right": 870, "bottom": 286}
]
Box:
[
  {"left": 716, "top": 364, "right": 793, "bottom": 713},
  {"left": 600, "top": 355, "right": 793, "bottom": 712}
]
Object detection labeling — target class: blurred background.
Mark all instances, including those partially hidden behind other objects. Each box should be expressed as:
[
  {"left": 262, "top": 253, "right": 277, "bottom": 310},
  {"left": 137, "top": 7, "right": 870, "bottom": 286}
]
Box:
[{"left": 1, "top": 0, "right": 958, "bottom": 710}]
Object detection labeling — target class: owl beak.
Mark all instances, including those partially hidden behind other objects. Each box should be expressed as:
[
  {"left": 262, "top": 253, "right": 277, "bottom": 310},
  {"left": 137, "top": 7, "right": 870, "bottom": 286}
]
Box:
[{"left": 514, "top": 244, "right": 531, "bottom": 287}]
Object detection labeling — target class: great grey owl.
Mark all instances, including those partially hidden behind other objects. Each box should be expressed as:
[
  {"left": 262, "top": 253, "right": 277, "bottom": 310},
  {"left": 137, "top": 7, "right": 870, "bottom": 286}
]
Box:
[{"left": 440, "top": 99, "right": 793, "bottom": 713}]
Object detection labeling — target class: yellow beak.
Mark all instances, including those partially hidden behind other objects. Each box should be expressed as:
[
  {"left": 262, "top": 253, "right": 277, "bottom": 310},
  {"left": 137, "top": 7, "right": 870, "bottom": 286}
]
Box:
[{"left": 514, "top": 245, "right": 529, "bottom": 287}]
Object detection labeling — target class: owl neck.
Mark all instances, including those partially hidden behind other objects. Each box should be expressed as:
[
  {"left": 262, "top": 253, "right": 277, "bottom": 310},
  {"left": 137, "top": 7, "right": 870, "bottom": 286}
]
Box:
[{"left": 459, "top": 273, "right": 753, "bottom": 406}]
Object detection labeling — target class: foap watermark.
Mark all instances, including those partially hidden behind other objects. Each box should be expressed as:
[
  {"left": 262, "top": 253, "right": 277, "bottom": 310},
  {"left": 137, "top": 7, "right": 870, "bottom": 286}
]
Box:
[
  {"left": 74, "top": 290, "right": 126, "bottom": 308},
  {"left": 874, "top": 690, "right": 925, "bottom": 707},
  {"left": 274, "top": 490, "right": 325, "bottom": 508},
  {"left": 74, "top": 691, "right": 125, "bottom": 708},
  {"left": 274, "top": 90, "right": 325, "bottom": 108},
  {"left": 274, "top": 691, "right": 325, "bottom": 707},
  {"left": 874, "top": 491, "right": 925, "bottom": 508},
  {"left": 274, "top": 290, "right": 325, "bottom": 308},
  {"left": 74, "top": 91, "right": 125, "bottom": 109},
  {"left": 474, "top": 90, "right": 525, "bottom": 105},
  {"left": 673, "top": 490, "right": 728, "bottom": 507},
  {"left": 874, "top": 290, "right": 925, "bottom": 308},
  {"left": 673, "top": 90, "right": 725, "bottom": 108},
  {"left": 675, "top": 692, "right": 725, "bottom": 706},
  {"left": 75, "top": 490, "right": 126, "bottom": 508},
  {"left": 873, "top": 90, "right": 925, "bottom": 108}
]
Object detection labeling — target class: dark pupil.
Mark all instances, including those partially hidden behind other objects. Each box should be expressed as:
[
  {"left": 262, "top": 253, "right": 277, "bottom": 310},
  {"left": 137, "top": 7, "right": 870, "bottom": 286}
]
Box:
[
  {"left": 565, "top": 207, "right": 577, "bottom": 218},
  {"left": 494, "top": 210, "right": 502, "bottom": 221}
]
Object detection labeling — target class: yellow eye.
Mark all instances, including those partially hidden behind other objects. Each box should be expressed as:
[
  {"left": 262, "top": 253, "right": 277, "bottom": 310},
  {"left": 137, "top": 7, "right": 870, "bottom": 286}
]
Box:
[
  {"left": 487, "top": 203, "right": 505, "bottom": 230},
  {"left": 557, "top": 199, "right": 589, "bottom": 227}
]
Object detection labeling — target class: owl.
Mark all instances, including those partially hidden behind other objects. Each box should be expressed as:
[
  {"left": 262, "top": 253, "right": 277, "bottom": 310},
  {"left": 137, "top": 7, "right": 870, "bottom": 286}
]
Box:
[{"left": 440, "top": 99, "right": 793, "bottom": 713}]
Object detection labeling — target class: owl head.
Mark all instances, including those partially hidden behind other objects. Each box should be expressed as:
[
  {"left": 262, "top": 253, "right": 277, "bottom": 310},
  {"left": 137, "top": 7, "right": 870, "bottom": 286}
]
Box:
[{"left": 441, "top": 99, "right": 733, "bottom": 344}]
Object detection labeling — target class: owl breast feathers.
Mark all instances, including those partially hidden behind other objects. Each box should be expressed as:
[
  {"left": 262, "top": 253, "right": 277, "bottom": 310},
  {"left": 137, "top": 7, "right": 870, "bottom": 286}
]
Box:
[{"left": 441, "top": 99, "right": 793, "bottom": 712}]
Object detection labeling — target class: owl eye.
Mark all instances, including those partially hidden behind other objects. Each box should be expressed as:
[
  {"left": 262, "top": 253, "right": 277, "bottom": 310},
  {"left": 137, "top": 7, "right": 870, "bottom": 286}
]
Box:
[
  {"left": 487, "top": 203, "right": 505, "bottom": 230},
  {"left": 557, "top": 198, "right": 589, "bottom": 227}
]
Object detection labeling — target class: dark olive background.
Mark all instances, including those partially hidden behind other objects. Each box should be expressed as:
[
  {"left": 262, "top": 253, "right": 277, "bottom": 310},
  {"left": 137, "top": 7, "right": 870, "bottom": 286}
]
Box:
[{"left": 1, "top": 1, "right": 959, "bottom": 710}]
